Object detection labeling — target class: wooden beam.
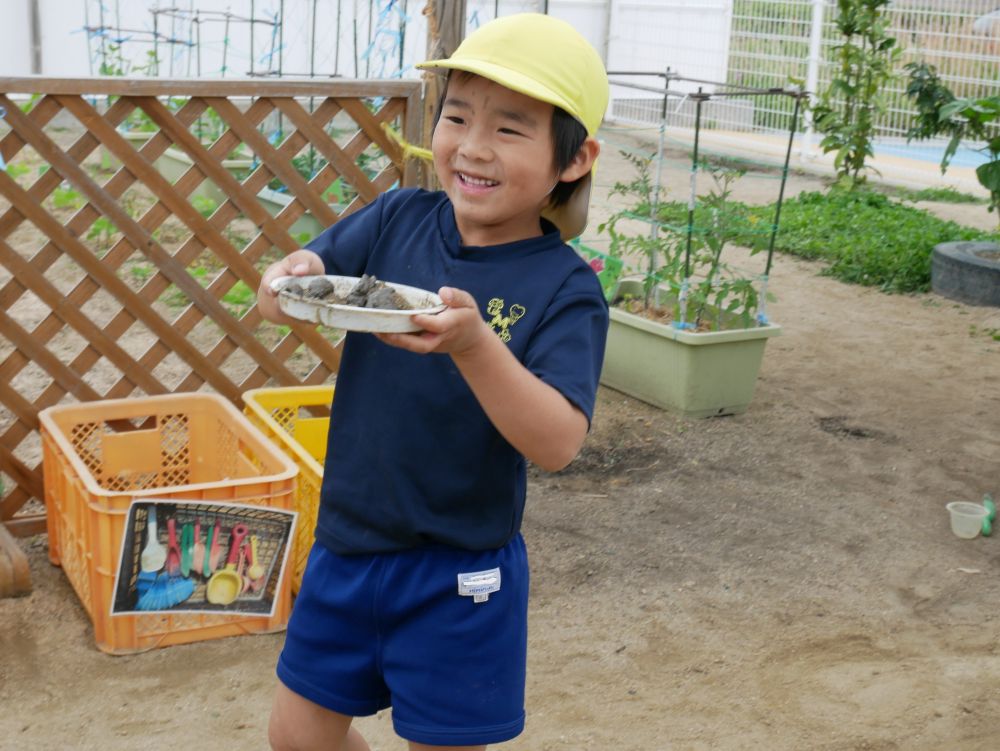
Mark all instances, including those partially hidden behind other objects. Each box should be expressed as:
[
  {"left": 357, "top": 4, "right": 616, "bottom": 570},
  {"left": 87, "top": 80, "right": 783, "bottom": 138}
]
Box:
[{"left": 0, "top": 77, "right": 419, "bottom": 98}]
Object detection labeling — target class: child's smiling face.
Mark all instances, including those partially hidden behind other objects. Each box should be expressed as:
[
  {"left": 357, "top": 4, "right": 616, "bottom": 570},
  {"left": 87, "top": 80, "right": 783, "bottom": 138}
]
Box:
[{"left": 432, "top": 74, "right": 564, "bottom": 247}]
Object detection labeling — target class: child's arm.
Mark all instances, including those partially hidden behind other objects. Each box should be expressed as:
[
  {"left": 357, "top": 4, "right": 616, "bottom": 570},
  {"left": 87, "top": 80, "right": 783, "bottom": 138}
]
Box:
[
  {"left": 377, "top": 287, "right": 589, "bottom": 472},
  {"left": 256, "top": 249, "right": 326, "bottom": 324}
]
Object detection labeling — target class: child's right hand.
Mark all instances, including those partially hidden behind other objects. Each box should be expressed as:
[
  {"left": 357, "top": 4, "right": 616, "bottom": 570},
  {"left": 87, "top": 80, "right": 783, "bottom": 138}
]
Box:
[{"left": 257, "top": 249, "right": 326, "bottom": 323}]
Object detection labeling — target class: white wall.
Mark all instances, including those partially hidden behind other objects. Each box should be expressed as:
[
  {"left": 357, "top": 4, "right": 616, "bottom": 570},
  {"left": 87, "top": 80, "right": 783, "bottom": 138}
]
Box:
[
  {"left": 0, "top": 1, "right": 33, "bottom": 76},
  {"left": 607, "top": 0, "right": 733, "bottom": 94},
  {"left": 1, "top": 0, "right": 733, "bottom": 99}
]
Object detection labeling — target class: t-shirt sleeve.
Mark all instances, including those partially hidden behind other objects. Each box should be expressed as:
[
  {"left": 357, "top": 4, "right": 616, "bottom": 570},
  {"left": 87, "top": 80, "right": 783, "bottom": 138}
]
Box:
[
  {"left": 522, "top": 268, "right": 609, "bottom": 424},
  {"left": 305, "top": 194, "right": 387, "bottom": 275}
]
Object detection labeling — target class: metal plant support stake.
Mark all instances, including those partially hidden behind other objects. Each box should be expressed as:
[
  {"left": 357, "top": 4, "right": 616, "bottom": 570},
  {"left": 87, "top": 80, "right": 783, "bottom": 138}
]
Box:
[
  {"left": 607, "top": 71, "right": 808, "bottom": 330},
  {"left": 678, "top": 90, "right": 706, "bottom": 331},
  {"left": 645, "top": 69, "right": 670, "bottom": 312},
  {"left": 758, "top": 93, "right": 802, "bottom": 326}
]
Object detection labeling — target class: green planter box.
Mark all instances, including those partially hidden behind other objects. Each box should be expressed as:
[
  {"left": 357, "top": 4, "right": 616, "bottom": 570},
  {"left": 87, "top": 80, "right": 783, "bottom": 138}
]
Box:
[
  {"left": 104, "top": 132, "right": 329, "bottom": 242},
  {"left": 102, "top": 132, "right": 253, "bottom": 205},
  {"left": 256, "top": 186, "right": 327, "bottom": 242},
  {"left": 153, "top": 145, "right": 254, "bottom": 206},
  {"left": 601, "top": 282, "right": 781, "bottom": 417}
]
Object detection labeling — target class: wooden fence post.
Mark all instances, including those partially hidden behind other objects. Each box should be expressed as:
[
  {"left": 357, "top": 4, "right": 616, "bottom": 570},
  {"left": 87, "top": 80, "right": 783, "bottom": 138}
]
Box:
[{"left": 420, "top": 0, "right": 466, "bottom": 188}]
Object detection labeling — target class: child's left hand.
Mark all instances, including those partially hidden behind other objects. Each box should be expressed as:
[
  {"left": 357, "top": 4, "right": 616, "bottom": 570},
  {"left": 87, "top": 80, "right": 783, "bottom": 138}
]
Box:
[{"left": 375, "top": 287, "right": 490, "bottom": 356}]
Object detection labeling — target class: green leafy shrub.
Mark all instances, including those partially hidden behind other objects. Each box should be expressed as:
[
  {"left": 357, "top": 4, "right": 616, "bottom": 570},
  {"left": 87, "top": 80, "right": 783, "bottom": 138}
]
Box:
[
  {"left": 905, "top": 61, "right": 1000, "bottom": 225},
  {"left": 757, "top": 189, "right": 988, "bottom": 292},
  {"left": 810, "top": 0, "right": 901, "bottom": 187}
]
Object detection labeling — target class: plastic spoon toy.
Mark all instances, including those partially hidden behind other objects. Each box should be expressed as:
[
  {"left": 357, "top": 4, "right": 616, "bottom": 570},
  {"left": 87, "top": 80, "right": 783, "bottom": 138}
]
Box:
[
  {"left": 247, "top": 535, "right": 265, "bottom": 582},
  {"left": 206, "top": 522, "right": 222, "bottom": 575},
  {"left": 139, "top": 505, "right": 166, "bottom": 573},
  {"left": 191, "top": 520, "right": 204, "bottom": 575},
  {"left": 247, "top": 535, "right": 266, "bottom": 593},
  {"left": 165, "top": 517, "right": 181, "bottom": 576},
  {"left": 180, "top": 522, "right": 193, "bottom": 577}
]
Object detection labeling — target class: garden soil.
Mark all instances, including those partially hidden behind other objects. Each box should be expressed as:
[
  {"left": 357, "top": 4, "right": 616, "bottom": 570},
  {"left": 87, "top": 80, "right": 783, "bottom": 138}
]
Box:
[{"left": 3, "top": 126, "right": 1000, "bottom": 750}]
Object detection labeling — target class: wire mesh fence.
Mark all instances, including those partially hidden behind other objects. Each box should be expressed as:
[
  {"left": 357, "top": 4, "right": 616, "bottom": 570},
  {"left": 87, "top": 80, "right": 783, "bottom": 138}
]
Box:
[{"left": 725, "top": 0, "right": 1000, "bottom": 140}]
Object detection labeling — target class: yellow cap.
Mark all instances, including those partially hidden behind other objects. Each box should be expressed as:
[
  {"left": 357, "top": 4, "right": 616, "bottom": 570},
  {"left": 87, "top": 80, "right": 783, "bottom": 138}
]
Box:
[{"left": 417, "top": 13, "right": 609, "bottom": 239}]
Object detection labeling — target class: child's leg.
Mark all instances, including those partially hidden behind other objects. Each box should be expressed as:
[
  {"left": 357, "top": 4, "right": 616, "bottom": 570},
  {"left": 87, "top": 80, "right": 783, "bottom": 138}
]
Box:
[{"left": 269, "top": 682, "right": 371, "bottom": 751}]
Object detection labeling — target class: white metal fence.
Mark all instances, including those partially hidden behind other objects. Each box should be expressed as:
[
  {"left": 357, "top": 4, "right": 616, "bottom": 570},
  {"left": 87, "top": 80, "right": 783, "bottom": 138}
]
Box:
[{"left": 723, "top": 0, "right": 1000, "bottom": 139}]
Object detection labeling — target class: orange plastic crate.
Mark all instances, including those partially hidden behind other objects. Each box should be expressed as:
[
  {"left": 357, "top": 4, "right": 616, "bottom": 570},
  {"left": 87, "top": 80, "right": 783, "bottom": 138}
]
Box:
[
  {"left": 40, "top": 392, "right": 298, "bottom": 654},
  {"left": 242, "top": 384, "right": 333, "bottom": 593}
]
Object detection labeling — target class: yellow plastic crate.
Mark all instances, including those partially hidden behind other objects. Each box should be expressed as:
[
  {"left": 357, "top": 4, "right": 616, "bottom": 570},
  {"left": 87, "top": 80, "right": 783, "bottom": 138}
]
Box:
[
  {"left": 40, "top": 392, "right": 298, "bottom": 654},
  {"left": 242, "top": 384, "right": 333, "bottom": 593}
]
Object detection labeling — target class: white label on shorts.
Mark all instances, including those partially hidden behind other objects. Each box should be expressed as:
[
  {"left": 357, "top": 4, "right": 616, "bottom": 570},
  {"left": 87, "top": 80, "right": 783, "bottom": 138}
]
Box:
[{"left": 457, "top": 567, "right": 501, "bottom": 603}]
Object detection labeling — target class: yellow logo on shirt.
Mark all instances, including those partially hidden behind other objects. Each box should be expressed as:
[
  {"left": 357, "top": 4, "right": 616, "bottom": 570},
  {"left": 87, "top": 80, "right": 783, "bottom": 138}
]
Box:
[{"left": 486, "top": 298, "right": 525, "bottom": 343}]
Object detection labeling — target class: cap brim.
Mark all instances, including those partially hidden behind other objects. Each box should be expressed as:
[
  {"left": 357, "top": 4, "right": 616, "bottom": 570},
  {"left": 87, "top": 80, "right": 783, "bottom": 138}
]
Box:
[
  {"left": 541, "top": 172, "right": 592, "bottom": 242},
  {"left": 417, "top": 57, "right": 583, "bottom": 133}
]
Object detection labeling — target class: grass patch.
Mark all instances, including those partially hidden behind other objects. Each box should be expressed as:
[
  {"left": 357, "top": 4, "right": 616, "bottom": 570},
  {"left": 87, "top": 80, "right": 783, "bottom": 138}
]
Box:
[
  {"left": 653, "top": 187, "right": 996, "bottom": 293},
  {"left": 765, "top": 190, "right": 994, "bottom": 292},
  {"left": 886, "top": 185, "right": 986, "bottom": 205}
]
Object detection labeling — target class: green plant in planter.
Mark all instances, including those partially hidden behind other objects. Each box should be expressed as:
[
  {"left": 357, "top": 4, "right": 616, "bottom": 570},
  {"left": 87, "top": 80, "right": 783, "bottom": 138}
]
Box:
[
  {"left": 680, "top": 168, "right": 762, "bottom": 329},
  {"left": 904, "top": 62, "right": 1000, "bottom": 226},
  {"left": 596, "top": 151, "right": 765, "bottom": 331},
  {"left": 596, "top": 151, "right": 676, "bottom": 308}
]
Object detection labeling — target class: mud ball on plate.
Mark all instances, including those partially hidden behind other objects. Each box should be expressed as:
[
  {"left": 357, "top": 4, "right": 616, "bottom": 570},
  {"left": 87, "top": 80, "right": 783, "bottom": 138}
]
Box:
[
  {"left": 364, "top": 285, "right": 410, "bottom": 310},
  {"left": 345, "top": 274, "right": 412, "bottom": 310},
  {"left": 305, "top": 277, "right": 337, "bottom": 299}
]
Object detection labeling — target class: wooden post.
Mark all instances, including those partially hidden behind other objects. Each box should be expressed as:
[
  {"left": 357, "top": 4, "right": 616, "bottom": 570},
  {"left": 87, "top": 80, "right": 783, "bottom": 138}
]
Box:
[
  {"left": 0, "top": 522, "right": 31, "bottom": 597},
  {"left": 28, "top": 0, "right": 43, "bottom": 74},
  {"left": 420, "top": 0, "right": 466, "bottom": 188}
]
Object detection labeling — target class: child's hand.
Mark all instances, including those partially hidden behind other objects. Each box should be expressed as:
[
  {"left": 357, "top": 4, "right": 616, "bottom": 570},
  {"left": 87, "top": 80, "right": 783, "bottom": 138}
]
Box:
[
  {"left": 257, "top": 250, "right": 325, "bottom": 323},
  {"left": 376, "top": 287, "right": 490, "bottom": 355}
]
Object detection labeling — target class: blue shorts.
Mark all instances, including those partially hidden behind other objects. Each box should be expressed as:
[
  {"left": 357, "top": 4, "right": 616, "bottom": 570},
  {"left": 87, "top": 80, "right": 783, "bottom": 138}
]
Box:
[{"left": 276, "top": 535, "right": 529, "bottom": 746}]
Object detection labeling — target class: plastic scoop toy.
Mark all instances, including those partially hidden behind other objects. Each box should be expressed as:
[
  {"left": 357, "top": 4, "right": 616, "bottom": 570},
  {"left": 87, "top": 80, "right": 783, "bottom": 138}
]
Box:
[{"left": 206, "top": 523, "right": 249, "bottom": 605}]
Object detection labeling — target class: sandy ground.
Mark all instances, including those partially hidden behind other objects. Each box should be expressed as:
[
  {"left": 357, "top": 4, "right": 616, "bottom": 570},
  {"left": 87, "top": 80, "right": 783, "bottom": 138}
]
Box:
[{"left": 2, "top": 126, "right": 1000, "bottom": 750}]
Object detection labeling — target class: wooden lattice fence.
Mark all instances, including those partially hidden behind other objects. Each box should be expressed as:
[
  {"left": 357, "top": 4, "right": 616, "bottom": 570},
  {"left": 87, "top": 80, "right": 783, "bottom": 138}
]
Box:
[{"left": 0, "top": 77, "right": 423, "bottom": 547}]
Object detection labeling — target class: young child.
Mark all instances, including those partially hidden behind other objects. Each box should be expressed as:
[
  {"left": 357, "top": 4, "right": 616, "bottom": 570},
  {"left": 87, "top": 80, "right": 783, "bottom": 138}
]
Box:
[{"left": 258, "top": 13, "right": 609, "bottom": 751}]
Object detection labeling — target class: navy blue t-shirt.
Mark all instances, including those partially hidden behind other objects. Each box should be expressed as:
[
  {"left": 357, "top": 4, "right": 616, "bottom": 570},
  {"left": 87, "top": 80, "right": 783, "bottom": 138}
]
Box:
[{"left": 306, "top": 188, "right": 608, "bottom": 554}]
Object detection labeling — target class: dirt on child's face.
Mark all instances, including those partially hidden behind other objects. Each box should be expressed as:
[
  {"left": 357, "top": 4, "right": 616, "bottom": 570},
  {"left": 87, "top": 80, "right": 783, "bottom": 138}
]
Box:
[{"left": 433, "top": 74, "right": 562, "bottom": 247}]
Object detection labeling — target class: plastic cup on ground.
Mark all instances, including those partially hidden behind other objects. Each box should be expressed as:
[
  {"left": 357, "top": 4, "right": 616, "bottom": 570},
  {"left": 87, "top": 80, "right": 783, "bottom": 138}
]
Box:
[{"left": 946, "top": 502, "right": 989, "bottom": 539}]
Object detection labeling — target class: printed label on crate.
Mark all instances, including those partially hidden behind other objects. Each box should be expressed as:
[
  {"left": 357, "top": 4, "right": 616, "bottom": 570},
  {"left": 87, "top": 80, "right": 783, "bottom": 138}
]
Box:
[{"left": 111, "top": 499, "right": 298, "bottom": 617}]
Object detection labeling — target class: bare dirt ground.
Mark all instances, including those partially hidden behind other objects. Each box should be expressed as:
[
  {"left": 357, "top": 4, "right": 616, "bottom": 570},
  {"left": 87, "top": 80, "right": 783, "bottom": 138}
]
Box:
[{"left": 3, "top": 127, "right": 1000, "bottom": 750}]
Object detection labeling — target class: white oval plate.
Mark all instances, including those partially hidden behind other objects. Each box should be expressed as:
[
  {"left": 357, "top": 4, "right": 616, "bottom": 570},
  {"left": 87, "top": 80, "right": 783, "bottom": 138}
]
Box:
[{"left": 270, "top": 275, "right": 446, "bottom": 333}]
